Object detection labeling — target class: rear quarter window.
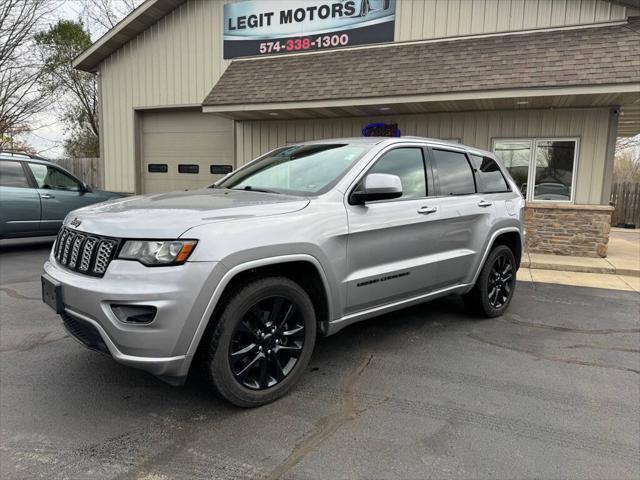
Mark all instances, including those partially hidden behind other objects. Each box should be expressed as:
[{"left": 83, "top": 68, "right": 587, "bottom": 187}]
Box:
[{"left": 470, "top": 155, "right": 511, "bottom": 193}]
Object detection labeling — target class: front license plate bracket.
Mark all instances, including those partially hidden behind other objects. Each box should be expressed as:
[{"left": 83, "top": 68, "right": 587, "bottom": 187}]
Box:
[{"left": 41, "top": 274, "right": 64, "bottom": 314}]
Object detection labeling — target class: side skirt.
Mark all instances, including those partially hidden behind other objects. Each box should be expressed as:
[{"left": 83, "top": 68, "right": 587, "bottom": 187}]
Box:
[{"left": 324, "top": 283, "right": 470, "bottom": 336}]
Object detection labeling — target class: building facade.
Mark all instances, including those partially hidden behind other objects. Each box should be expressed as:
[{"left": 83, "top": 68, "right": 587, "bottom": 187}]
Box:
[{"left": 74, "top": 0, "right": 640, "bottom": 257}]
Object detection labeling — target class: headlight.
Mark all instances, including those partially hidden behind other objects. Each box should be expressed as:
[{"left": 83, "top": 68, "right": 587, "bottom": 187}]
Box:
[{"left": 118, "top": 240, "right": 197, "bottom": 266}]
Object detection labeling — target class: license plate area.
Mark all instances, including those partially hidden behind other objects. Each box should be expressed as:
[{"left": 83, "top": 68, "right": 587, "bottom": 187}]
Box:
[{"left": 41, "top": 274, "right": 64, "bottom": 314}]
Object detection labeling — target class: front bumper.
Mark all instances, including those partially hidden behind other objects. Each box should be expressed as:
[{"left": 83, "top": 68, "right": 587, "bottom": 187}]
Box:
[{"left": 44, "top": 255, "right": 225, "bottom": 379}]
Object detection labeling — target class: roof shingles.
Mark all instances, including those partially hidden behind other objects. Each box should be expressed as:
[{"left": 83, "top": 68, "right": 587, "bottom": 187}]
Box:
[{"left": 203, "top": 18, "right": 640, "bottom": 107}]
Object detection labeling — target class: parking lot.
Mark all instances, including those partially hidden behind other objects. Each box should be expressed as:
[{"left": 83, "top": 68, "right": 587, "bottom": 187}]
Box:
[{"left": 1, "top": 239, "right": 639, "bottom": 480}]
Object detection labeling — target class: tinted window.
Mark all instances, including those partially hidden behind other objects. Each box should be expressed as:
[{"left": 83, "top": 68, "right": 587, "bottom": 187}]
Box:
[
  {"left": 432, "top": 149, "right": 475, "bottom": 195},
  {"left": 533, "top": 140, "right": 575, "bottom": 201},
  {"left": 0, "top": 161, "right": 30, "bottom": 188},
  {"left": 367, "top": 148, "right": 426, "bottom": 199},
  {"left": 493, "top": 141, "right": 531, "bottom": 196},
  {"left": 470, "top": 155, "right": 510, "bottom": 193},
  {"left": 28, "top": 163, "right": 81, "bottom": 191}
]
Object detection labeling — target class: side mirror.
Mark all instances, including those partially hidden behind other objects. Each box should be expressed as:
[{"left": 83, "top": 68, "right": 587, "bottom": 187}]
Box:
[
  {"left": 81, "top": 182, "right": 92, "bottom": 193},
  {"left": 351, "top": 173, "right": 403, "bottom": 204}
]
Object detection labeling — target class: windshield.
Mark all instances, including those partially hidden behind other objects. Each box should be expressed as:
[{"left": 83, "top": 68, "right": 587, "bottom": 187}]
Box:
[{"left": 218, "top": 143, "right": 372, "bottom": 195}]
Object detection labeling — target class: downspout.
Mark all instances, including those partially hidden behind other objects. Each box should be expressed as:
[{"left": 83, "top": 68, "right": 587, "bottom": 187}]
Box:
[
  {"left": 600, "top": 107, "right": 619, "bottom": 205},
  {"left": 97, "top": 70, "right": 106, "bottom": 190}
]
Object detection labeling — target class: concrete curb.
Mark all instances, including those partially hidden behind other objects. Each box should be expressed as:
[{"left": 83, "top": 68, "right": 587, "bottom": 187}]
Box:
[{"left": 521, "top": 258, "right": 640, "bottom": 277}]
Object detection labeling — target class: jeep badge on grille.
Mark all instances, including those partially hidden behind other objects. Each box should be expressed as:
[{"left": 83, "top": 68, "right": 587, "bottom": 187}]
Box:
[{"left": 70, "top": 217, "right": 82, "bottom": 228}]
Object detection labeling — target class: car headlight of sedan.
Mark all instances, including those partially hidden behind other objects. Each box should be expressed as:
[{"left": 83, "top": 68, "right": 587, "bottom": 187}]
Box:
[{"left": 118, "top": 240, "right": 197, "bottom": 266}]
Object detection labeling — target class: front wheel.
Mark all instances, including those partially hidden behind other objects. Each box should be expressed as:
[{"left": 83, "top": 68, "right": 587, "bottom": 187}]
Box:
[
  {"left": 463, "top": 245, "right": 517, "bottom": 318},
  {"left": 201, "top": 276, "right": 316, "bottom": 407}
]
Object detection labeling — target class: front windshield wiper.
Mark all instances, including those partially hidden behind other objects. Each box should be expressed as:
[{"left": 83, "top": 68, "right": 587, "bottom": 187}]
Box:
[
  {"left": 207, "top": 184, "right": 228, "bottom": 189},
  {"left": 231, "top": 186, "right": 281, "bottom": 194}
]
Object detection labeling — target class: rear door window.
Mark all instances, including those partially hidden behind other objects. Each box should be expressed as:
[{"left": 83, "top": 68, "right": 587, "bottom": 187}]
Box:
[
  {"left": 0, "top": 161, "right": 30, "bottom": 188},
  {"left": 469, "top": 155, "right": 511, "bottom": 193},
  {"left": 431, "top": 149, "right": 476, "bottom": 196}
]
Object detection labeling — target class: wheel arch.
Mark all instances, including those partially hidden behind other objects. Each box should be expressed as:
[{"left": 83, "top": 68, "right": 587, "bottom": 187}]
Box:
[
  {"left": 186, "top": 254, "right": 333, "bottom": 360},
  {"left": 491, "top": 231, "right": 523, "bottom": 268},
  {"left": 469, "top": 227, "right": 523, "bottom": 287}
]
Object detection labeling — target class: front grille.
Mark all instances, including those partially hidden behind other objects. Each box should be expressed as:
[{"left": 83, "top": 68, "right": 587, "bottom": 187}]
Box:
[
  {"left": 61, "top": 312, "right": 109, "bottom": 354},
  {"left": 54, "top": 227, "right": 120, "bottom": 277}
]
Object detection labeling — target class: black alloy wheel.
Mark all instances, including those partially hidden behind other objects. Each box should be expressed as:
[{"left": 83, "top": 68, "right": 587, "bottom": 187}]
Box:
[
  {"left": 229, "top": 296, "right": 305, "bottom": 390},
  {"left": 463, "top": 244, "right": 517, "bottom": 318},
  {"left": 487, "top": 253, "right": 514, "bottom": 309},
  {"left": 200, "top": 276, "right": 316, "bottom": 408}
]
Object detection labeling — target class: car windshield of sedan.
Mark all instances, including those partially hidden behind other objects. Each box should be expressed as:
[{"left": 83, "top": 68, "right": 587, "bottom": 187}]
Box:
[{"left": 217, "top": 143, "right": 372, "bottom": 195}]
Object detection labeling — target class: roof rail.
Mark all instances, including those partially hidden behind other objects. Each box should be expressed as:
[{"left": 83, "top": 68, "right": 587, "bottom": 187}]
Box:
[{"left": 0, "top": 150, "right": 47, "bottom": 161}]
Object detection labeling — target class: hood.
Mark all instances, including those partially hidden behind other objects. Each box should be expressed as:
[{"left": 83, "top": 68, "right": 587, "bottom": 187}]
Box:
[{"left": 65, "top": 188, "right": 310, "bottom": 238}]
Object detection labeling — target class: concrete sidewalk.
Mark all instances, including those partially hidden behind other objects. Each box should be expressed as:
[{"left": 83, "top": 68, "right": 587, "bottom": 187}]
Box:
[
  {"left": 521, "top": 228, "right": 640, "bottom": 277},
  {"left": 517, "top": 267, "right": 640, "bottom": 293}
]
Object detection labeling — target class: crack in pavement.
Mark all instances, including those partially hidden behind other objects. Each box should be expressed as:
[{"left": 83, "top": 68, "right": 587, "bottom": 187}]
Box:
[
  {"left": 502, "top": 314, "right": 640, "bottom": 335},
  {"left": 565, "top": 344, "right": 640, "bottom": 354},
  {"left": 467, "top": 333, "right": 640, "bottom": 375},
  {"left": 0, "top": 331, "right": 69, "bottom": 353},
  {"left": 294, "top": 386, "right": 640, "bottom": 464},
  {"left": 0, "top": 286, "right": 41, "bottom": 301},
  {"left": 265, "top": 354, "right": 377, "bottom": 480}
]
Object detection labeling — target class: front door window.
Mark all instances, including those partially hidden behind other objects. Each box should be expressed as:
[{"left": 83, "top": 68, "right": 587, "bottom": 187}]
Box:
[{"left": 27, "top": 164, "right": 81, "bottom": 191}]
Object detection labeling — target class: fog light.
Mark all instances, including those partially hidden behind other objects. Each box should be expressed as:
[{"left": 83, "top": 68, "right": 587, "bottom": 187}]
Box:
[{"left": 111, "top": 304, "right": 157, "bottom": 324}]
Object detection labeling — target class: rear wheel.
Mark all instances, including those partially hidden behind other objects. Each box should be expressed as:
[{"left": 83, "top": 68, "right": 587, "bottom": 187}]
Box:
[
  {"left": 201, "top": 276, "right": 316, "bottom": 407},
  {"left": 464, "top": 245, "right": 517, "bottom": 318}
]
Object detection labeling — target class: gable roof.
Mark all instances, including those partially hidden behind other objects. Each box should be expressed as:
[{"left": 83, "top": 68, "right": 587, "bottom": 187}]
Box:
[
  {"left": 73, "top": 0, "right": 185, "bottom": 72},
  {"left": 202, "top": 18, "right": 640, "bottom": 108}
]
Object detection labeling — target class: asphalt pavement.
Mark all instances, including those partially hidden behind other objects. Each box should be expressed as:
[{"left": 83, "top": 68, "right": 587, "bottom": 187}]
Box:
[{"left": 1, "top": 238, "right": 639, "bottom": 480}]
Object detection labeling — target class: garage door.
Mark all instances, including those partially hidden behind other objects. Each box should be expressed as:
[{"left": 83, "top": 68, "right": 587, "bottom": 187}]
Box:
[{"left": 140, "top": 110, "right": 234, "bottom": 193}]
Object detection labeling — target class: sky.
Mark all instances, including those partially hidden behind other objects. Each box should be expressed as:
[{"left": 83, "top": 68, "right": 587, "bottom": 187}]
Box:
[{"left": 25, "top": 1, "right": 95, "bottom": 159}]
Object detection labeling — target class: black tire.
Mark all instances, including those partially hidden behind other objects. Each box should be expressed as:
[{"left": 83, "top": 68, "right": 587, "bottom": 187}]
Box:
[
  {"left": 463, "top": 245, "right": 517, "bottom": 318},
  {"left": 201, "top": 276, "right": 316, "bottom": 408}
]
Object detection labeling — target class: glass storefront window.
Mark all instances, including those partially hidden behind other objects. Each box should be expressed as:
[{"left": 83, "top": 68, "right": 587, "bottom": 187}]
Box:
[
  {"left": 493, "top": 141, "right": 531, "bottom": 196},
  {"left": 492, "top": 138, "right": 577, "bottom": 202},
  {"left": 533, "top": 140, "right": 575, "bottom": 201}
]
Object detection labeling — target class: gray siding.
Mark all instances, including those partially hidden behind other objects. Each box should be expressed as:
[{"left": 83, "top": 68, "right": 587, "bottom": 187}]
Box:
[
  {"left": 395, "top": 0, "right": 629, "bottom": 41},
  {"left": 97, "top": 0, "right": 630, "bottom": 192},
  {"left": 100, "top": 0, "right": 230, "bottom": 192},
  {"left": 235, "top": 108, "right": 612, "bottom": 204}
]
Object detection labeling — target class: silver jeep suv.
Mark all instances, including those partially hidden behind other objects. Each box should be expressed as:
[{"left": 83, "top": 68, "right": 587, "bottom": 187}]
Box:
[{"left": 42, "top": 137, "right": 524, "bottom": 407}]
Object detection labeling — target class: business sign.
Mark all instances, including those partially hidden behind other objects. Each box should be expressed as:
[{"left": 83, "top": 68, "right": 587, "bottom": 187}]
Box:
[
  {"left": 223, "top": 0, "right": 396, "bottom": 59},
  {"left": 363, "top": 123, "right": 401, "bottom": 137}
]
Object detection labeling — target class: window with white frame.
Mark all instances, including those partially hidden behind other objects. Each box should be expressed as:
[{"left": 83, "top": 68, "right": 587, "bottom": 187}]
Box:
[{"left": 492, "top": 138, "right": 578, "bottom": 202}]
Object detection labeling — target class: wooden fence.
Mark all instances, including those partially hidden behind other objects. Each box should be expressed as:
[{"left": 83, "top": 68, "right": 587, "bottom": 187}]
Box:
[
  {"left": 610, "top": 182, "right": 640, "bottom": 227},
  {"left": 55, "top": 158, "right": 101, "bottom": 189}
]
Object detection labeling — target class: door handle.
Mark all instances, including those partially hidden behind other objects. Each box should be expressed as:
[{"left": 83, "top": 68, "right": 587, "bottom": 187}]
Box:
[
  {"left": 477, "top": 200, "right": 493, "bottom": 208},
  {"left": 417, "top": 206, "right": 438, "bottom": 215},
  {"left": 41, "top": 193, "right": 55, "bottom": 199}
]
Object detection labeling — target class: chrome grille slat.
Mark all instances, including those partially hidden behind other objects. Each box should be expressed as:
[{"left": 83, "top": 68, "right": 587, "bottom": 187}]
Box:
[
  {"left": 54, "top": 227, "right": 119, "bottom": 277},
  {"left": 93, "top": 241, "right": 116, "bottom": 274},
  {"left": 61, "top": 231, "right": 75, "bottom": 264},
  {"left": 68, "top": 234, "right": 86, "bottom": 269},
  {"left": 56, "top": 229, "right": 68, "bottom": 258},
  {"left": 79, "top": 237, "right": 97, "bottom": 272},
  {"left": 54, "top": 229, "right": 65, "bottom": 257}
]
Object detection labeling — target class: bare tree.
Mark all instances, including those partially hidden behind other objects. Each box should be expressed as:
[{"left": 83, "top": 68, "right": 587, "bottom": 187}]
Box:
[
  {"left": 0, "top": 0, "right": 53, "bottom": 149},
  {"left": 614, "top": 134, "right": 640, "bottom": 183},
  {"left": 80, "top": 0, "right": 142, "bottom": 38},
  {"left": 616, "top": 135, "right": 640, "bottom": 152}
]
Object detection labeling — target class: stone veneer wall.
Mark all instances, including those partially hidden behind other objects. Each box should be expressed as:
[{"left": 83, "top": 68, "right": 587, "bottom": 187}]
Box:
[{"left": 524, "top": 203, "right": 614, "bottom": 258}]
